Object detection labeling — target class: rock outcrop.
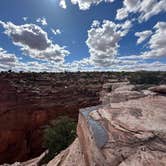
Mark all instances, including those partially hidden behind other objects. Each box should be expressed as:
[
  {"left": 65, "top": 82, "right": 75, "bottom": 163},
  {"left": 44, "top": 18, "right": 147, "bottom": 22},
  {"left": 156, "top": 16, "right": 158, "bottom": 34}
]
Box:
[
  {"left": 149, "top": 85, "right": 166, "bottom": 94},
  {"left": 48, "top": 83, "right": 166, "bottom": 166}
]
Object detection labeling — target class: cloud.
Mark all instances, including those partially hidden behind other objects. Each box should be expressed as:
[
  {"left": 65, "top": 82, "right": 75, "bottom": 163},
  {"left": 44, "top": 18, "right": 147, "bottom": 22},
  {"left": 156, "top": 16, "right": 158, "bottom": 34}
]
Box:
[
  {"left": 69, "top": 54, "right": 166, "bottom": 71},
  {"left": 59, "top": 0, "right": 67, "bottom": 9},
  {"left": 142, "top": 21, "right": 166, "bottom": 58},
  {"left": 135, "top": 30, "right": 152, "bottom": 44},
  {"left": 0, "top": 48, "right": 18, "bottom": 71},
  {"left": 116, "top": 8, "right": 128, "bottom": 20},
  {"left": 0, "top": 21, "right": 70, "bottom": 63},
  {"left": 0, "top": 48, "right": 17, "bottom": 65},
  {"left": 36, "top": 17, "right": 47, "bottom": 26},
  {"left": 22, "top": 17, "right": 28, "bottom": 21},
  {"left": 118, "top": 55, "right": 142, "bottom": 60},
  {"left": 0, "top": 48, "right": 67, "bottom": 72},
  {"left": 0, "top": 21, "right": 51, "bottom": 50},
  {"left": 14, "top": 61, "right": 64, "bottom": 72},
  {"left": 59, "top": 0, "right": 114, "bottom": 10},
  {"left": 116, "top": 61, "right": 166, "bottom": 71},
  {"left": 51, "top": 28, "right": 61, "bottom": 35},
  {"left": 86, "top": 20, "right": 132, "bottom": 67},
  {"left": 81, "top": 19, "right": 166, "bottom": 71},
  {"left": 0, "top": 47, "right": 165, "bottom": 72},
  {"left": 116, "top": 0, "right": 166, "bottom": 22}
]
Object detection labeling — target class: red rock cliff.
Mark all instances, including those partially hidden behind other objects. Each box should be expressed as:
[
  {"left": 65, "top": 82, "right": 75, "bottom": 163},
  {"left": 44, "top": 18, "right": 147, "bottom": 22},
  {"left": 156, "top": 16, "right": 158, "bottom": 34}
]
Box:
[{"left": 0, "top": 72, "right": 115, "bottom": 164}]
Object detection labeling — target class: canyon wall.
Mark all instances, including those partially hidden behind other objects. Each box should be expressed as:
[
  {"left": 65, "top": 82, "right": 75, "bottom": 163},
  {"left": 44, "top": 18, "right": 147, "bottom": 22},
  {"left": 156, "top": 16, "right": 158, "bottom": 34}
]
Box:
[{"left": 0, "top": 72, "right": 116, "bottom": 164}]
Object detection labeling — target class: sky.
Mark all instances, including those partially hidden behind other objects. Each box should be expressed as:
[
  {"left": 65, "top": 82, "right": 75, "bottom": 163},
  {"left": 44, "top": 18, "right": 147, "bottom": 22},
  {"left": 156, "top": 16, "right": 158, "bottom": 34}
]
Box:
[{"left": 0, "top": 0, "right": 166, "bottom": 72}]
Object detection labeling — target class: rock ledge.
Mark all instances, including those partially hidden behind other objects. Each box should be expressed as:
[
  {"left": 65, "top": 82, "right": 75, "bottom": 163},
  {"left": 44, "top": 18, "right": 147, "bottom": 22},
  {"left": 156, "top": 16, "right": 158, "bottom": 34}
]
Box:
[{"left": 48, "top": 83, "right": 166, "bottom": 166}]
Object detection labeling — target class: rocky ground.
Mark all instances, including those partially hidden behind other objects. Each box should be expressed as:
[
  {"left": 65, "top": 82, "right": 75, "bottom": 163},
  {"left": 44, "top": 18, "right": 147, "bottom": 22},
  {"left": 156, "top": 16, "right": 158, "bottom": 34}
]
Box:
[{"left": 47, "top": 82, "right": 166, "bottom": 166}]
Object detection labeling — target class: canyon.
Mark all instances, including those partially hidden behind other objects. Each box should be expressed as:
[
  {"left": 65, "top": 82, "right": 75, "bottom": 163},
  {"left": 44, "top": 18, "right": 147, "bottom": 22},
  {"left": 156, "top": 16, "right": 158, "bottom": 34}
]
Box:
[
  {"left": 0, "top": 71, "right": 166, "bottom": 165},
  {"left": 0, "top": 72, "right": 117, "bottom": 164}
]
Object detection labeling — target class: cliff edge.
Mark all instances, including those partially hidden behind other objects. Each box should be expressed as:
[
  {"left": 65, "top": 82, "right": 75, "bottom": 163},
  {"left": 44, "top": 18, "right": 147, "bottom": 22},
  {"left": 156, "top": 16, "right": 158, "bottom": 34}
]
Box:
[
  {"left": 3, "top": 82, "right": 166, "bottom": 166},
  {"left": 48, "top": 82, "right": 166, "bottom": 166}
]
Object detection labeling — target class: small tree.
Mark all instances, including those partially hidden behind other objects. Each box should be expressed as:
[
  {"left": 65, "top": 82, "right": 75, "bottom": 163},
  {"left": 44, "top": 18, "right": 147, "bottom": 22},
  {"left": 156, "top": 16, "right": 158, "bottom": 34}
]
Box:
[{"left": 42, "top": 116, "right": 77, "bottom": 163}]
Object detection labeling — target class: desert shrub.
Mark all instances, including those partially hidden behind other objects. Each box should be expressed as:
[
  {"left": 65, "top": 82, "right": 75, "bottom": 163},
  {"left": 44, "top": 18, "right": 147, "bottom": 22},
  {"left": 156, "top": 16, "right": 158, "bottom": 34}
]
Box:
[
  {"left": 128, "top": 71, "right": 161, "bottom": 85},
  {"left": 41, "top": 116, "right": 77, "bottom": 163}
]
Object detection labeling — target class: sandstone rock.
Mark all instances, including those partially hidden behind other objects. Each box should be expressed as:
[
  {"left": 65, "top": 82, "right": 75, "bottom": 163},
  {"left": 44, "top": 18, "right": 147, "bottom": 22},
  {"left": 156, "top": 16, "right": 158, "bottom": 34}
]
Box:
[
  {"left": 109, "top": 90, "right": 145, "bottom": 103},
  {"left": 110, "top": 82, "right": 130, "bottom": 91},
  {"left": 101, "top": 83, "right": 146, "bottom": 104},
  {"left": 149, "top": 85, "right": 166, "bottom": 94},
  {"left": 48, "top": 83, "right": 166, "bottom": 166},
  {"left": 47, "top": 139, "right": 86, "bottom": 166}
]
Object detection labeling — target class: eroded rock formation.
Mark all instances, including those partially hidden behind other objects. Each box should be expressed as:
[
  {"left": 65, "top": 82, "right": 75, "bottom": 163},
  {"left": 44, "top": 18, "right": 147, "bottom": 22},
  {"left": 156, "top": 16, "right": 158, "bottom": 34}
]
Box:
[{"left": 48, "top": 82, "right": 166, "bottom": 166}]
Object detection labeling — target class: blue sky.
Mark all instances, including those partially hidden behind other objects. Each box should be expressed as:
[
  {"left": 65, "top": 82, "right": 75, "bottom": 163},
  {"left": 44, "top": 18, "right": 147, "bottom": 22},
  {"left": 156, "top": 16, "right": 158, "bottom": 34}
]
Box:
[{"left": 0, "top": 0, "right": 166, "bottom": 72}]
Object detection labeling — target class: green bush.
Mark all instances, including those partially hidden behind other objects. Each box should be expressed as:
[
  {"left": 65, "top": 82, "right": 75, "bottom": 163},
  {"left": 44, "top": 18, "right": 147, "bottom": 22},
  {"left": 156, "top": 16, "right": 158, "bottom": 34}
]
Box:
[
  {"left": 42, "top": 116, "right": 77, "bottom": 163},
  {"left": 128, "top": 71, "right": 161, "bottom": 85}
]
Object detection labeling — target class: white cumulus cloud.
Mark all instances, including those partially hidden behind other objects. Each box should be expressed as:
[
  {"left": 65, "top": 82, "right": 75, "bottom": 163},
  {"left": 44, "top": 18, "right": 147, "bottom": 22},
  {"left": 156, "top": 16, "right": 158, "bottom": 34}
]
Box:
[
  {"left": 116, "top": 0, "right": 166, "bottom": 22},
  {"left": 0, "top": 48, "right": 19, "bottom": 71},
  {"left": 36, "top": 17, "right": 48, "bottom": 26},
  {"left": 86, "top": 20, "right": 132, "bottom": 67},
  {"left": 135, "top": 30, "right": 152, "bottom": 44},
  {"left": 22, "top": 17, "right": 28, "bottom": 21},
  {"left": 59, "top": 0, "right": 114, "bottom": 10},
  {"left": 0, "top": 48, "right": 69, "bottom": 72},
  {"left": 59, "top": 0, "right": 67, "bottom": 9},
  {"left": 51, "top": 28, "right": 61, "bottom": 35},
  {"left": 142, "top": 21, "right": 166, "bottom": 58},
  {"left": 0, "top": 21, "right": 70, "bottom": 63},
  {"left": 0, "top": 48, "right": 17, "bottom": 65}
]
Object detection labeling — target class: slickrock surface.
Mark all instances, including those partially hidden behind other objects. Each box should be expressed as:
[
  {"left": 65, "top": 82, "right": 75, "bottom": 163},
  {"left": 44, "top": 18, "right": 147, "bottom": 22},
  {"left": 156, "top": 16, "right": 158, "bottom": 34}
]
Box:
[
  {"left": 0, "top": 72, "right": 117, "bottom": 164},
  {"left": 149, "top": 85, "right": 166, "bottom": 94},
  {"left": 47, "top": 138, "right": 86, "bottom": 166},
  {"left": 48, "top": 83, "right": 166, "bottom": 166}
]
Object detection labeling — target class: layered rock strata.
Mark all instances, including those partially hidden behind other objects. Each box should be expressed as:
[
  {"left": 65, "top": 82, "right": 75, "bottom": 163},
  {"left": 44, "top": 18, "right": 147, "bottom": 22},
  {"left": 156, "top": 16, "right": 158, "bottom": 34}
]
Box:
[{"left": 0, "top": 72, "right": 115, "bottom": 164}]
